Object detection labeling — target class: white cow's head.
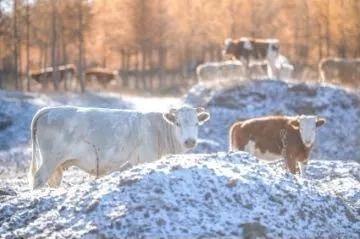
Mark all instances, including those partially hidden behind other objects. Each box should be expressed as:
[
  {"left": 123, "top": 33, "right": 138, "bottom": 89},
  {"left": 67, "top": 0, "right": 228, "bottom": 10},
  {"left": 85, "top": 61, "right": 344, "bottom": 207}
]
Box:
[
  {"left": 290, "top": 115, "right": 326, "bottom": 147},
  {"left": 163, "top": 106, "right": 210, "bottom": 149}
]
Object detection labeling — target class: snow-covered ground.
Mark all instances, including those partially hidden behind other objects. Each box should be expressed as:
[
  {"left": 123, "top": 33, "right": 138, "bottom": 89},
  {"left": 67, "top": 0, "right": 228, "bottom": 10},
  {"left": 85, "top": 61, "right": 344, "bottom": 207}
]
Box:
[
  {"left": 1, "top": 152, "right": 359, "bottom": 238},
  {"left": 0, "top": 79, "right": 359, "bottom": 238}
]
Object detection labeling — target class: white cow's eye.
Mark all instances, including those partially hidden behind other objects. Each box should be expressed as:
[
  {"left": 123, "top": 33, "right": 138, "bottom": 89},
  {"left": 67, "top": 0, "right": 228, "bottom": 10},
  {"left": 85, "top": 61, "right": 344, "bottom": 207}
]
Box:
[{"left": 176, "top": 122, "right": 181, "bottom": 127}]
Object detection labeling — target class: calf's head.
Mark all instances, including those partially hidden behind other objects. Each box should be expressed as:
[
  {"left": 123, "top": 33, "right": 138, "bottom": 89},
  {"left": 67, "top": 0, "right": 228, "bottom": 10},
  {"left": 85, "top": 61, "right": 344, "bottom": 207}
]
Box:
[
  {"left": 290, "top": 115, "right": 326, "bottom": 147},
  {"left": 163, "top": 106, "right": 210, "bottom": 149}
]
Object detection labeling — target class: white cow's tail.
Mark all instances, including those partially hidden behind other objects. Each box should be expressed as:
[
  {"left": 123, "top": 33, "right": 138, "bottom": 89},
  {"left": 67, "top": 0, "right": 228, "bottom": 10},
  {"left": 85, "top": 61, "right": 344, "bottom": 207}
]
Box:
[{"left": 28, "top": 107, "right": 51, "bottom": 188}]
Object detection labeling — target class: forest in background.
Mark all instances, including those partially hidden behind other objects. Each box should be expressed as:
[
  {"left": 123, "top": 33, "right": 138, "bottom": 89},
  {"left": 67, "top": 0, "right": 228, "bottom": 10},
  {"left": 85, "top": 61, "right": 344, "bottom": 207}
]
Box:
[{"left": 0, "top": 0, "right": 359, "bottom": 91}]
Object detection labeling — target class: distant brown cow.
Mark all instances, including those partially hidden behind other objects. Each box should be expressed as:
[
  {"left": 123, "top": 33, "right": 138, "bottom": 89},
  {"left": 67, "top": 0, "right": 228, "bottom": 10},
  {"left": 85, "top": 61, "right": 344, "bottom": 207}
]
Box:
[
  {"left": 30, "top": 64, "right": 76, "bottom": 84},
  {"left": 229, "top": 115, "right": 326, "bottom": 175},
  {"left": 319, "top": 58, "right": 360, "bottom": 86},
  {"left": 85, "top": 68, "right": 116, "bottom": 87}
]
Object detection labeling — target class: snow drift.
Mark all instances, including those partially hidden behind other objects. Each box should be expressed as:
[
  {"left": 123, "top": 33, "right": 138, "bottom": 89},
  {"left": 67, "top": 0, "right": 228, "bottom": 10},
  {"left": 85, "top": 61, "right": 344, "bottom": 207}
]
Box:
[
  {"left": 185, "top": 80, "right": 360, "bottom": 161},
  {"left": 0, "top": 152, "right": 359, "bottom": 238}
]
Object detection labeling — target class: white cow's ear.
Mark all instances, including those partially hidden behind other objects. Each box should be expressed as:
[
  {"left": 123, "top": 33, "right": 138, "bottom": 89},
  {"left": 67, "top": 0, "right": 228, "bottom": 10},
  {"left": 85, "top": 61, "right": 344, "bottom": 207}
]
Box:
[
  {"left": 196, "top": 107, "right": 205, "bottom": 113},
  {"left": 316, "top": 117, "right": 326, "bottom": 127},
  {"left": 163, "top": 112, "right": 176, "bottom": 125},
  {"left": 289, "top": 119, "right": 300, "bottom": 130},
  {"left": 198, "top": 112, "right": 210, "bottom": 125}
]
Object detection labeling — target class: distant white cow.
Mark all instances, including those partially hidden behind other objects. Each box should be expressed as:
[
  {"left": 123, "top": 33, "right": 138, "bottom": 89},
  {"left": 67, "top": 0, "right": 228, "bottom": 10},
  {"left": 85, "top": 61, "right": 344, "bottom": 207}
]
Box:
[
  {"left": 319, "top": 58, "right": 360, "bottom": 86},
  {"left": 196, "top": 61, "right": 245, "bottom": 82},
  {"left": 247, "top": 55, "right": 293, "bottom": 80},
  {"left": 29, "top": 106, "right": 210, "bottom": 189}
]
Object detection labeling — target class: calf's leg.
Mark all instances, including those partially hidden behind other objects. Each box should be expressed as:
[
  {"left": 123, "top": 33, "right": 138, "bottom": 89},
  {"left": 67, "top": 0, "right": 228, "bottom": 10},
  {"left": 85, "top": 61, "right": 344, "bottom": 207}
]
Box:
[
  {"left": 285, "top": 157, "right": 298, "bottom": 174},
  {"left": 299, "top": 160, "right": 308, "bottom": 177},
  {"left": 47, "top": 166, "right": 64, "bottom": 188}
]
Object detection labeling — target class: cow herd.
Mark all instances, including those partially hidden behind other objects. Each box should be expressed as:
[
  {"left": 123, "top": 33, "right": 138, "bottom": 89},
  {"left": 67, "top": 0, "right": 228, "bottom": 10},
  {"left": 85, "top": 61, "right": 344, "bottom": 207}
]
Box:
[
  {"left": 197, "top": 37, "right": 359, "bottom": 85},
  {"left": 29, "top": 104, "right": 325, "bottom": 189},
  {"left": 30, "top": 66, "right": 116, "bottom": 89},
  {"left": 197, "top": 37, "right": 295, "bottom": 83},
  {"left": 29, "top": 37, "right": 359, "bottom": 88}
]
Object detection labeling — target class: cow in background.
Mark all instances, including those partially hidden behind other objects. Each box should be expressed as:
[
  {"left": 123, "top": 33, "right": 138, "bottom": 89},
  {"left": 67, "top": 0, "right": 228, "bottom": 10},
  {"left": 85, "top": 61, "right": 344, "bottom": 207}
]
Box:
[
  {"left": 223, "top": 37, "right": 280, "bottom": 78},
  {"left": 85, "top": 67, "right": 117, "bottom": 88},
  {"left": 30, "top": 64, "right": 76, "bottom": 90},
  {"left": 196, "top": 61, "right": 245, "bottom": 83},
  {"left": 319, "top": 58, "right": 360, "bottom": 86}
]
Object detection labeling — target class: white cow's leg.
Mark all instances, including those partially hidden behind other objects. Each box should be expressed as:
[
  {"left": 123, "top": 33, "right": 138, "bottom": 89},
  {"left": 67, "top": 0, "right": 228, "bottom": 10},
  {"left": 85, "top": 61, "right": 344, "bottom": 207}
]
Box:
[
  {"left": 32, "top": 163, "right": 58, "bottom": 189},
  {"left": 299, "top": 161, "right": 308, "bottom": 177},
  {"left": 47, "top": 166, "right": 64, "bottom": 188},
  {"left": 267, "top": 62, "right": 278, "bottom": 79}
]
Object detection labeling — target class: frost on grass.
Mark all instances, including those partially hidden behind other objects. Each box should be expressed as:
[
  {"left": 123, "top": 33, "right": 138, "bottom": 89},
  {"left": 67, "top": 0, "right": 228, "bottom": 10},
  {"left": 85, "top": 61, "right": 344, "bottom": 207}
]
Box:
[
  {"left": 0, "top": 152, "right": 359, "bottom": 239},
  {"left": 185, "top": 80, "right": 360, "bottom": 161}
]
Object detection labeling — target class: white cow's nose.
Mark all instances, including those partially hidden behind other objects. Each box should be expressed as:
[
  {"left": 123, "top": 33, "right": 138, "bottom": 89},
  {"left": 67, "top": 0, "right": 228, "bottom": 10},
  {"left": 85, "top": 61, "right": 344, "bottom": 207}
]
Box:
[
  {"left": 304, "top": 141, "right": 312, "bottom": 147},
  {"left": 184, "top": 138, "right": 196, "bottom": 148}
]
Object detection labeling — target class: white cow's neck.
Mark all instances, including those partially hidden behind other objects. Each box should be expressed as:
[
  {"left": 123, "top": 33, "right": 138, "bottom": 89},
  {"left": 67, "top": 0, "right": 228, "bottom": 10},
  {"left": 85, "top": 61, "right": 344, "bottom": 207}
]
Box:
[{"left": 162, "top": 119, "right": 184, "bottom": 155}]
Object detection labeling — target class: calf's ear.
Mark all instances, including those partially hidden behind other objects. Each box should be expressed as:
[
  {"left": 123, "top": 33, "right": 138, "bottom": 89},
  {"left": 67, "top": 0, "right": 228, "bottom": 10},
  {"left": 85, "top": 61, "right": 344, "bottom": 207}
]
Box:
[
  {"left": 197, "top": 112, "right": 210, "bottom": 125},
  {"left": 289, "top": 119, "right": 300, "bottom": 130},
  {"left": 163, "top": 109, "right": 177, "bottom": 124},
  {"left": 316, "top": 117, "right": 326, "bottom": 127}
]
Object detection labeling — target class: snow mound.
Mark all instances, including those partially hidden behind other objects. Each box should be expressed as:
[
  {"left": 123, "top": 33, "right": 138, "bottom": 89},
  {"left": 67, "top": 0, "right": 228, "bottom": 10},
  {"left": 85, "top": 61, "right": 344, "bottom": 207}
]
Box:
[
  {"left": 0, "top": 152, "right": 359, "bottom": 238},
  {"left": 185, "top": 80, "right": 360, "bottom": 161}
]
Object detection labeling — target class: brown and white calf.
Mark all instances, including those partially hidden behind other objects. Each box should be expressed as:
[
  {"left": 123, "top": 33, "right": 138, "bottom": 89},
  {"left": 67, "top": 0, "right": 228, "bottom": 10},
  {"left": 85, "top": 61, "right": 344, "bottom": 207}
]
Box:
[{"left": 229, "top": 115, "right": 326, "bottom": 175}]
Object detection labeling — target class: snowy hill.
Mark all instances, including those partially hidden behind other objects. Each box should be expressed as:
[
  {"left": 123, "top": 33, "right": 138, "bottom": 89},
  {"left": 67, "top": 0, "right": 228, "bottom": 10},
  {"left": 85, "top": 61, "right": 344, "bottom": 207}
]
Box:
[
  {"left": 185, "top": 80, "right": 360, "bottom": 161},
  {"left": 0, "top": 152, "right": 359, "bottom": 238}
]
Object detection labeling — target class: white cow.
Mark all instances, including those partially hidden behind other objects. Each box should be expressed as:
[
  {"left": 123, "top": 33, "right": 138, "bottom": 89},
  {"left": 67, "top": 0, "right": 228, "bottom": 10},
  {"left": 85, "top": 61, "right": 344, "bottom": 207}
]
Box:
[
  {"left": 319, "top": 57, "right": 360, "bottom": 84},
  {"left": 196, "top": 61, "right": 245, "bottom": 83},
  {"left": 29, "top": 105, "right": 210, "bottom": 189}
]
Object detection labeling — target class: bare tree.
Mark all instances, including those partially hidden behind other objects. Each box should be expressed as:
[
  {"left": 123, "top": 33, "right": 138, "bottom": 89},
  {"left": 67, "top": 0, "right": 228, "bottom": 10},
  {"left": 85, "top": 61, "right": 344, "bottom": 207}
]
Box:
[
  {"left": 77, "top": 0, "right": 86, "bottom": 93},
  {"left": 50, "top": 0, "right": 60, "bottom": 90},
  {"left": 25, "top": 0, "right": 30, "bottom": 91},
  {"left": 13, "top": 0, "right": 19, "bottom": 90}
]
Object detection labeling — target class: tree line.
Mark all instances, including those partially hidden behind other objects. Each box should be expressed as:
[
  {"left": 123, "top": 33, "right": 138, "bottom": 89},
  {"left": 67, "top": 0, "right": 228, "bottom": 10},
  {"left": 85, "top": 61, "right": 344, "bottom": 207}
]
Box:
[{"left": 0, "top": 0, "right": 359, "bottom": 91}]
